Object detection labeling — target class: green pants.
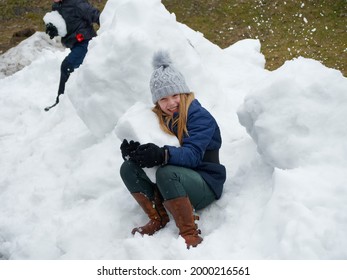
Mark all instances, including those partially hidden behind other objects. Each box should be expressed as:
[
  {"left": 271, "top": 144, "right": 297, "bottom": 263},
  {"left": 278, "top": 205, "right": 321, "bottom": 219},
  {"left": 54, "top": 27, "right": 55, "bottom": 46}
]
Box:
[{"left": 120, "top": 160, "right": 215, "bottom": 210}]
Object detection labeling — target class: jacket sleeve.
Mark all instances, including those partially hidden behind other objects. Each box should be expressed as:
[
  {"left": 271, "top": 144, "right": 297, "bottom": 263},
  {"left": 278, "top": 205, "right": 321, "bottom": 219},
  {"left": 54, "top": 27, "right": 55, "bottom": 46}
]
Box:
[
  {"left": 52, "top": 3, "right": 59, "bottom": 11},
  {"left": 165, "top": 105, "right": 216, "bottom": 168},
  {"left": 77, "top": 2, "right": 101, "bottom": 25}
]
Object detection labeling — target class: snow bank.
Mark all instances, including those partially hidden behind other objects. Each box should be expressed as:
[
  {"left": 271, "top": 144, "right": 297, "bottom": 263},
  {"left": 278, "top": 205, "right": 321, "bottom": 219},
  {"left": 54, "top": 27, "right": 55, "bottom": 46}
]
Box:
[
  {"left": 0, "top": 0, "right": 346, "bottom": 260},
  {"left": 237, "top": 57, "right": 347, "bottom": 169}
]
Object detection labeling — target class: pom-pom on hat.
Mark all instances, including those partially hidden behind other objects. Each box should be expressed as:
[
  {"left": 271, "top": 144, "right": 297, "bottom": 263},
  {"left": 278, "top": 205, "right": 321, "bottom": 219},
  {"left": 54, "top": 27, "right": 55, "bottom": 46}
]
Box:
[{"left": 150, "top": 50, "right": 190, "bottom": 104}]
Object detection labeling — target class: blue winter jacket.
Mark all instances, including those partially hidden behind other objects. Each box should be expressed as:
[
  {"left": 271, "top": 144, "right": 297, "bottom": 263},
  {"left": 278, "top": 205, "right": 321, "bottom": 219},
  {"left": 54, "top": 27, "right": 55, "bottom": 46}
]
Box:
[
  {"left": 165, "top": 99, "right": 226, "bottom": 199},
  {"left": 52, "top": 0, "right": 100, "bottom": 48}
]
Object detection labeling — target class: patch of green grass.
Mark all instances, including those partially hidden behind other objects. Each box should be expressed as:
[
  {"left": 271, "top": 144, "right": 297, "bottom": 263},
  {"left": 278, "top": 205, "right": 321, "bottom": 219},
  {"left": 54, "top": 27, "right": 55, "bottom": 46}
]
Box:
[
  {"left": 1, "top": 0, "right": 346, "bottom": 76},
  {"left": 162, "top": 0, "right": 347, "bottom": 76}
]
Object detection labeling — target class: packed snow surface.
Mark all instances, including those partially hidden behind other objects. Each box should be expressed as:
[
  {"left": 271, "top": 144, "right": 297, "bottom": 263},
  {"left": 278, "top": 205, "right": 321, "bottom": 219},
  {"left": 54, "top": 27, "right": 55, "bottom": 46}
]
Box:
[{"left": 1, "top": 0, "right": 346, "bottom": 259}]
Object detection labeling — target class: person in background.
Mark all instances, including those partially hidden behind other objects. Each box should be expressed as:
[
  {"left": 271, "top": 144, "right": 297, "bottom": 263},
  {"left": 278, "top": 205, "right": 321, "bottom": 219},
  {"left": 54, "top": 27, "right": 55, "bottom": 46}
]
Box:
[
  {"left": 120, "top": 50, "right": 226, "bottom": 249},
  {"left": 45, "top": 0, "right": 100, "bottom": 111}
]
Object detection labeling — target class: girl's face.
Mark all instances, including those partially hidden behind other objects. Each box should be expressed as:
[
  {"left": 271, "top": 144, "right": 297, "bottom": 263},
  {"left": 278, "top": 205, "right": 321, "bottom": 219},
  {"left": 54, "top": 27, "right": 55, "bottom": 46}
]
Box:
[{"left": 158, "top": 94, "right": 181, "bottom": 116}]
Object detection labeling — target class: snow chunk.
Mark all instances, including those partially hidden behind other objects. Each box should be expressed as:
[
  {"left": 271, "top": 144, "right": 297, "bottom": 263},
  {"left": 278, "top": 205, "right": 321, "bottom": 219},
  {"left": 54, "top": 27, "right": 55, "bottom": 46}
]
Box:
[{"left": 43, "top": 11, "right": 67, "bottom": 37}]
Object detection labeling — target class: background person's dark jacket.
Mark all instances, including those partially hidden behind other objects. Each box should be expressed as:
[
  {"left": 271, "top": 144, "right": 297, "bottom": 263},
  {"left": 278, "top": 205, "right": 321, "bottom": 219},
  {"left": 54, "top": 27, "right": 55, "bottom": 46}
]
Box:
[{"left": 52, "top": 0, "right": 100, "bottom": 48}]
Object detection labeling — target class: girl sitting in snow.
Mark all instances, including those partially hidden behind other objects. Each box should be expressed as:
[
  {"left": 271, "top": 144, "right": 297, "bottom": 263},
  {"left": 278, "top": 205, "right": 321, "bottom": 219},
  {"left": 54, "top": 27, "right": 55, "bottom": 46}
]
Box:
[{"left": 120, "top": 51, "right": 226, "bottom": 249}]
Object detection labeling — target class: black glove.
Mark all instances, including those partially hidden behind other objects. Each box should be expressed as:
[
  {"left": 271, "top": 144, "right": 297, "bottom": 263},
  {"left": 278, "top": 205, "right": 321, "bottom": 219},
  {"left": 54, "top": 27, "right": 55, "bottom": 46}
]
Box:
[
  {"left": 120, "top": 139, "right": 140, "bottom": 160},
  {"left": 132, "top": 143, "right": 166, "bottom": 168},
  {"left": 45, "top": 23, "right": 58, "bottom": 39}
]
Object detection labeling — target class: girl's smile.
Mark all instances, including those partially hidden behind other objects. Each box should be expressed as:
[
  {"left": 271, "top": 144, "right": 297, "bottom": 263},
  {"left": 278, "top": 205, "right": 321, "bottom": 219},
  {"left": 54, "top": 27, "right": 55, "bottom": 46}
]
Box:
[{"left": 158, "top": 94, "right": 181, "bottom": 116}]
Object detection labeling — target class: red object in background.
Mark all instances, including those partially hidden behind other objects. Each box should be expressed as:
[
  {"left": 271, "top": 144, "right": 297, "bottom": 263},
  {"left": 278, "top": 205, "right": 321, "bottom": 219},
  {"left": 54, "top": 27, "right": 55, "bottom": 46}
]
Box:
[{"left": 76, "top": 33, "right": 84, "bottom": 42}]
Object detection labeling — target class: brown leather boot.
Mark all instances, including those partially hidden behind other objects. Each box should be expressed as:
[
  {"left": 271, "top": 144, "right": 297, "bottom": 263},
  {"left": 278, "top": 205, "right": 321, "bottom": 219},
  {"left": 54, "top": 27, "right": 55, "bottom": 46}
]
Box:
[
  {"left": 131, "top": 191, "right": 169, "bottom": 235},
  {"left": 163, "top": 196, "right": 203, "bottom": 249}
]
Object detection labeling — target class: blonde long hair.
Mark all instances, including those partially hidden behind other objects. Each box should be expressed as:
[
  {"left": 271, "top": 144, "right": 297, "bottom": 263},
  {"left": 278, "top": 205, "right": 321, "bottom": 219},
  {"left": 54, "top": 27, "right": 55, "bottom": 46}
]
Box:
[{"left": 152, "top": 93, "right": 195, "bottom": 145}]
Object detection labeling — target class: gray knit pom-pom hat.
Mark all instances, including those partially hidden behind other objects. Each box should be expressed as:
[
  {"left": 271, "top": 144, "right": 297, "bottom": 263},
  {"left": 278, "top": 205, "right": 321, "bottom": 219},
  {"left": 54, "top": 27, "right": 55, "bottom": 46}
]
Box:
[{"left": 149, "top": 50, "right": 190, "bottom": 104}]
